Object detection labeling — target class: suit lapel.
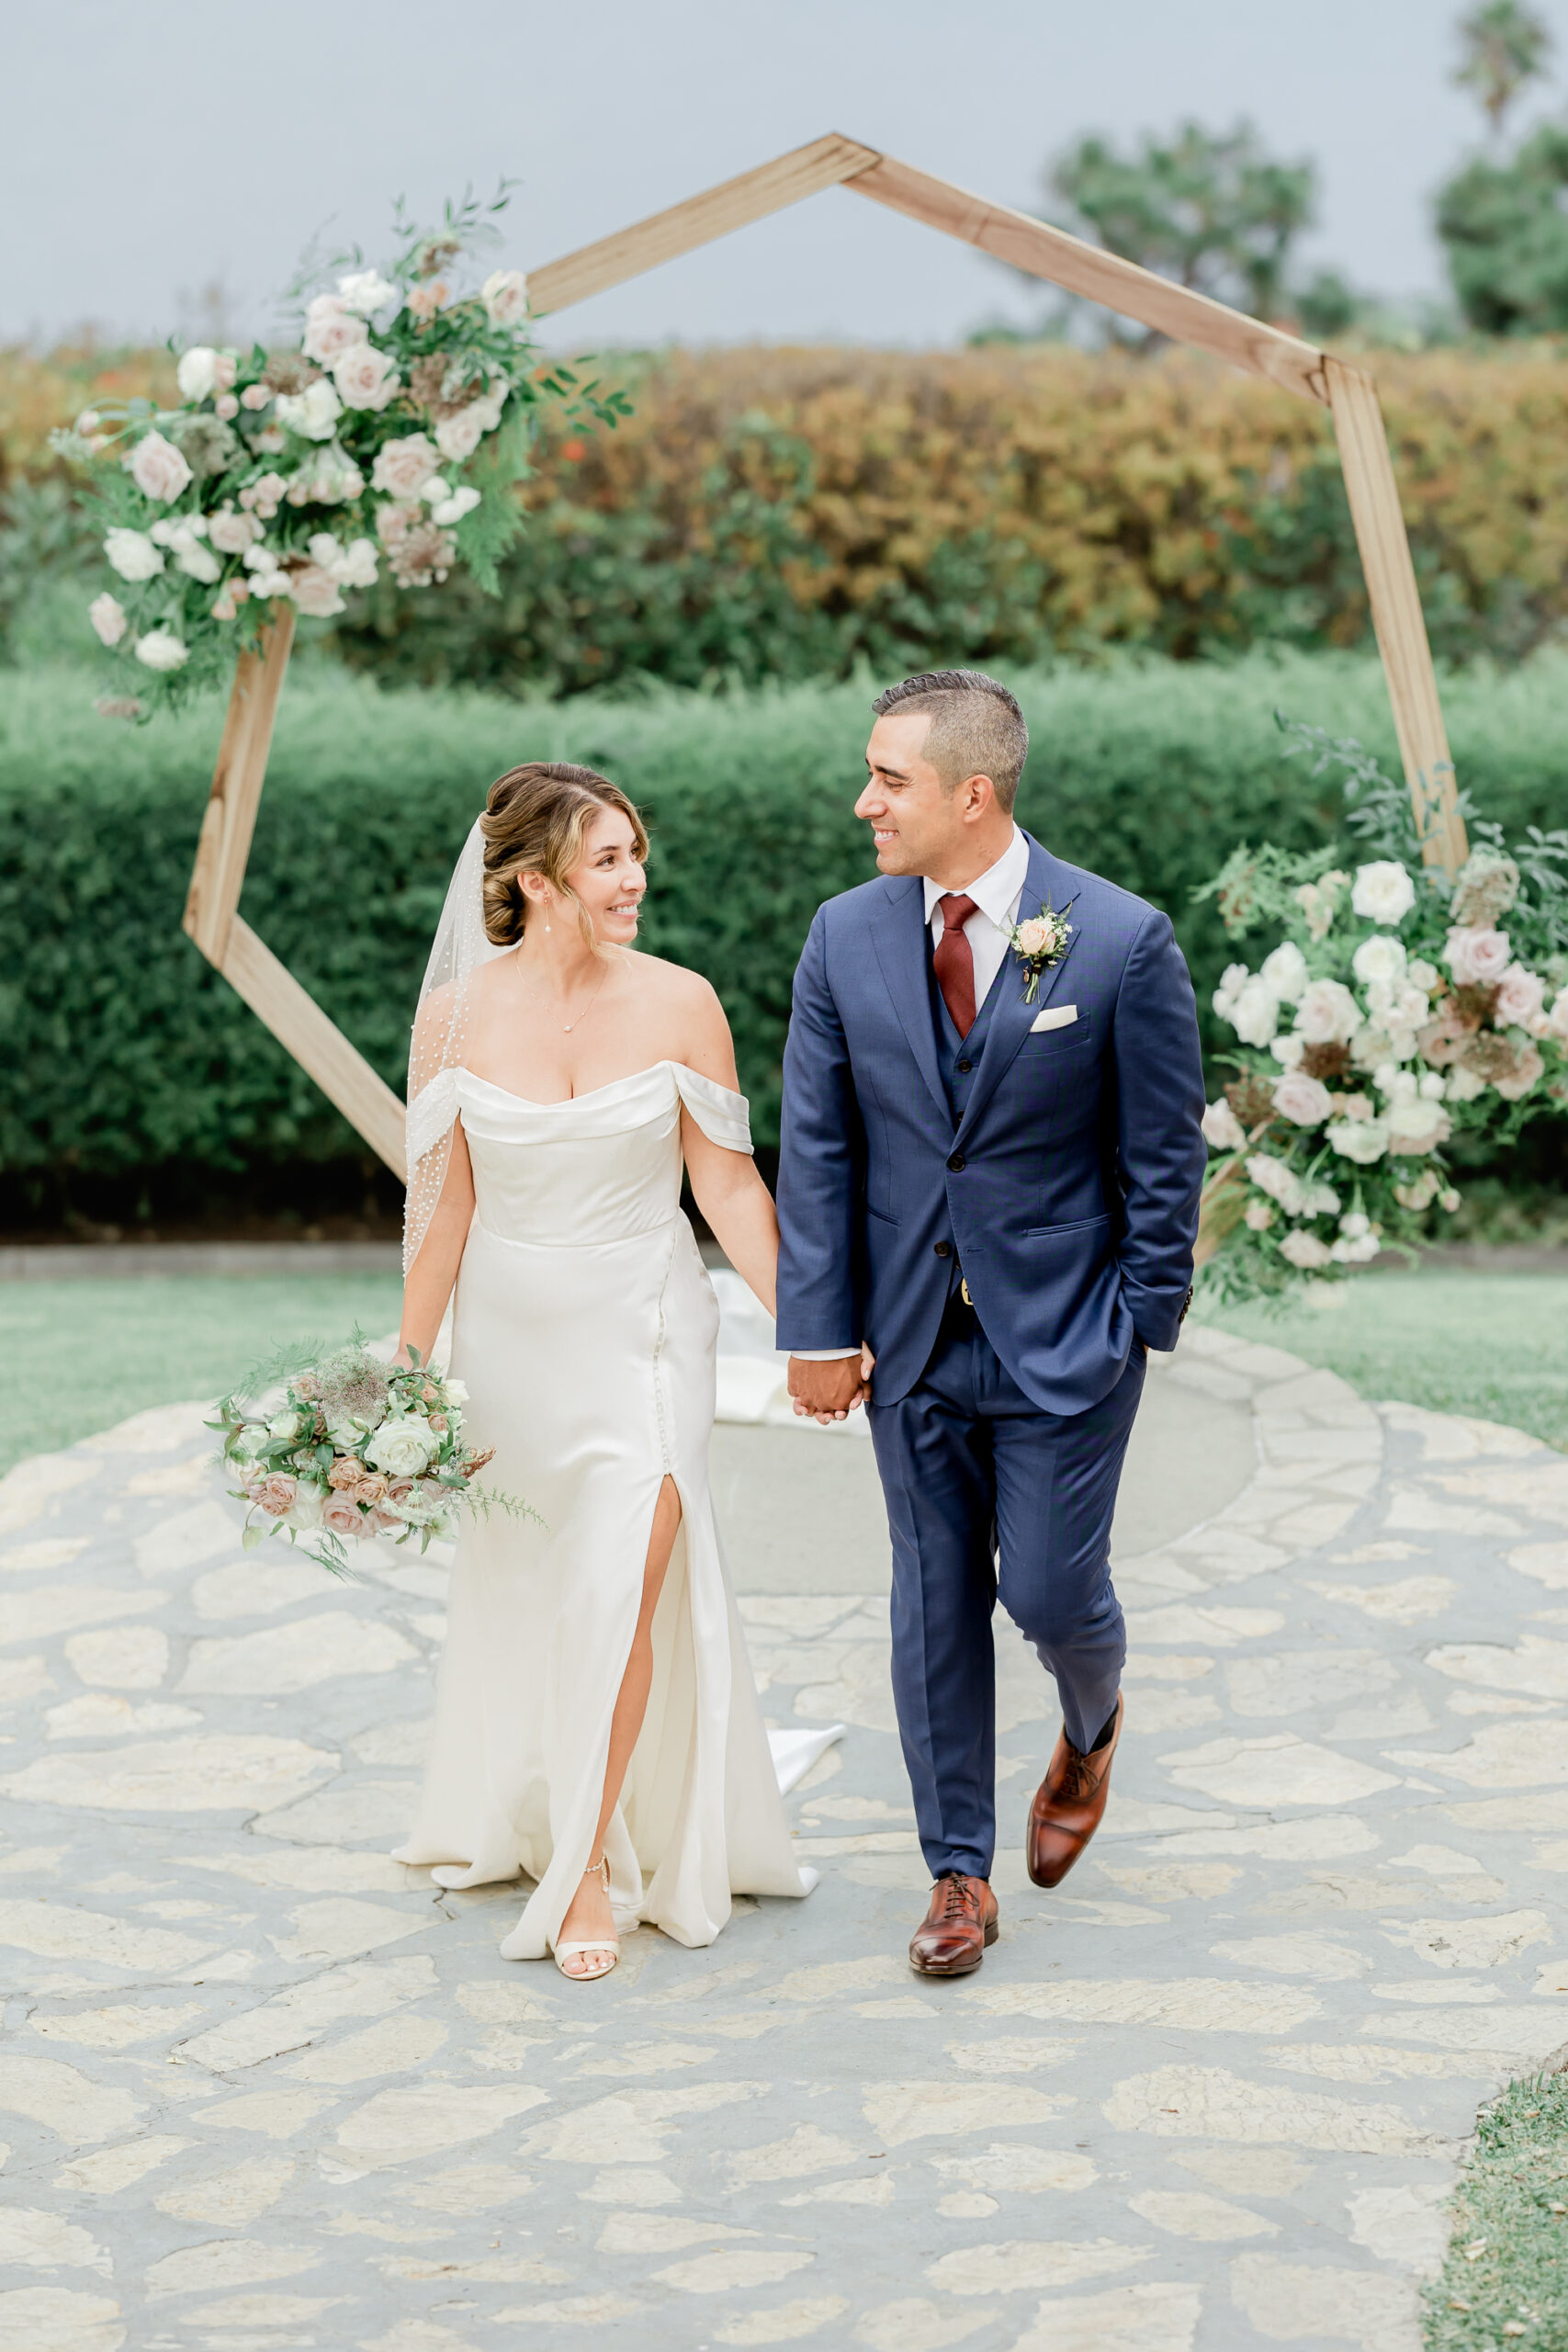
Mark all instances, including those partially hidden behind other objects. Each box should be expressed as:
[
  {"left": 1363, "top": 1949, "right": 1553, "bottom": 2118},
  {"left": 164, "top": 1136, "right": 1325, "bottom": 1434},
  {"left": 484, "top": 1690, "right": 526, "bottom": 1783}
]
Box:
[
  {"left": 869, "top": 877, "right": 949, "bottom": 1124},
  {"left": 956, "top": 835, "right": 1082, "bottom": 1138}
]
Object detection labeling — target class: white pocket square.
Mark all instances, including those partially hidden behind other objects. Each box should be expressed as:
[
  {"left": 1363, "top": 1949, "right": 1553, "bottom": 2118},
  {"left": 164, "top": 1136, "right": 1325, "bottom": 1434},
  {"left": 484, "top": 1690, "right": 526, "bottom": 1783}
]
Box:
[{"left": 1030, "top": 1002, "right": 1077, "bottom": 1034}]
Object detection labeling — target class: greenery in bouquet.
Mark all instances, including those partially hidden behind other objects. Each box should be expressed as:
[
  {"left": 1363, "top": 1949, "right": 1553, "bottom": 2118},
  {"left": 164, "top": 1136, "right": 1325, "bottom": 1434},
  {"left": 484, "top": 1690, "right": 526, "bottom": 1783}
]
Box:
[
  {"left": 56, "top": 187, "right": 630, "bottom": 709},
  {"left": 1195, "top": 721, "right": 1568, "bottom": 1300},
  {"left": 212, "top": 1338, "right": 526, "bottom": 1569}
]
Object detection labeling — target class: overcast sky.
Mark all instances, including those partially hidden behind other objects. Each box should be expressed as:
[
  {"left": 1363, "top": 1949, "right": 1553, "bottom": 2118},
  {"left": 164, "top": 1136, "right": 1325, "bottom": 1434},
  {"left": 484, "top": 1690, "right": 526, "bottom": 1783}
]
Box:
[{"left": 10, "top": 0, "right": 1568, "bottom": 352}]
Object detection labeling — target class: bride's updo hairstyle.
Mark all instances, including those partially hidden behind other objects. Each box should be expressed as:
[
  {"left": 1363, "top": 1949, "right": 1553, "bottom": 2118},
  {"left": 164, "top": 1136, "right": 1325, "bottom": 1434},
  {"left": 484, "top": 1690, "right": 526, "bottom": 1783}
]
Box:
[{"left": 479, "top": 762, "right": 649, "bottom": 949}]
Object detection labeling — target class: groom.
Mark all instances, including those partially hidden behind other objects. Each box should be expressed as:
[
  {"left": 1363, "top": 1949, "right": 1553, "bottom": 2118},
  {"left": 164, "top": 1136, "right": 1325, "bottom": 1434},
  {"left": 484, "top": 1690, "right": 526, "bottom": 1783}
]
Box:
[{"left": 776, "top": 671, "right": 1205, "bottom": 1975}]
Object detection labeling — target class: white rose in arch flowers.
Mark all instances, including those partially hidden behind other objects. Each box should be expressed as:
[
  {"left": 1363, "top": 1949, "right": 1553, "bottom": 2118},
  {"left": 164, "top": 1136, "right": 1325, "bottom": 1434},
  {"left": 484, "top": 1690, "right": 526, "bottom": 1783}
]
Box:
[
  {"left": 336, "top": 268, "right": 397, "bottom": 317},
  {"left": 1350, "top": 860, "right": 1416, "bottom": 925},
  {"left": 1444, "top": 925, "right": 1511, "bottom": 987},
  {"left": 88, "top": 593, "right": 126, "bottom": 646},
  {"left": 1271, "top": 1071, "right": 1334, "bottom": 1127},
  {"left": 371, "top": 433, "right": 443, "bottom": 500},
  {"left": 1258, "top": 942, "right": 1308, "bottom": 1002},
  {"left": 276, "top": 379, "right": 344, "bottom": 441},
  {"left": 104, "top": 526, "right": 164, "bottom": 582},
  {"left": 1201, "top": 1099, "right": 1247, "bottom": 1151},
  {"left": 333, "top": 342, "right": 401, "bottom": 412},
  {"left": 1351, "top": 933, "right": 1406, "bottom": 989},
  {"left": 1494, "top": 965, "right": 1547, "bottom": 1030},
  {"left": 481, "top": 267, "right": 529, "bottom": 325},
  {"left": 302, "top": 294, "right": 369, "bottom": 366},
  {"left": 127, "top": 430, "right": 193, "bottom": 502},
  {"left": 134, "top": 628, "right": 189, "bottom": 673},
  {"left": 1293, "top": 978, "right": 1360, "bottom": 1046},
  {"left": 175, "top": 345, "right": 236, "bottom": 402},
  {"left": 1280, "top": 1228, "right": 1335, "bottom": 1270}
]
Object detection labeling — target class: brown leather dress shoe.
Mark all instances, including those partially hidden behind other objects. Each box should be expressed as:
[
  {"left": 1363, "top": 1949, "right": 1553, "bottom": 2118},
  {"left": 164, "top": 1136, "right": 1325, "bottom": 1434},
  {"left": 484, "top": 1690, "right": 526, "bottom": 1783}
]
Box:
[
  {"left": 1026, "top": 1694, "right": 1124, "bottom": 1889},
  {"left": 908, "top": 1872, "right": 998, "bottom": 1976}
]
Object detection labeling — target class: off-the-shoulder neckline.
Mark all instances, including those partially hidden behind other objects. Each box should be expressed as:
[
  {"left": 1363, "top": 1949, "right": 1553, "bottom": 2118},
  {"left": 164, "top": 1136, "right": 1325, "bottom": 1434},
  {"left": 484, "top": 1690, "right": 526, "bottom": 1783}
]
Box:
[{"left": 456, "top": 1059, "right": 741, "bottom": 1111}]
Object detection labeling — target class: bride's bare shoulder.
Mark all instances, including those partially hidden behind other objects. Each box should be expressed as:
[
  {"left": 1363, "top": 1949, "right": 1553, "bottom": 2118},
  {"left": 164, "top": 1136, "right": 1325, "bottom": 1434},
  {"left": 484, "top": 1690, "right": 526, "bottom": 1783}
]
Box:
[{"left": 625, "top": 951, "right": 721, "bottom": 1012}]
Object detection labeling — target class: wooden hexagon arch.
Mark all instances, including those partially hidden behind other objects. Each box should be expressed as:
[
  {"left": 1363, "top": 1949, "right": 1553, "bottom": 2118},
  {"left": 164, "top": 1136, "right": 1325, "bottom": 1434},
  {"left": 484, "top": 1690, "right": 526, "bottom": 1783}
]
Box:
[{"left": 182, "top": 130, "right": 1470, "bottom": 1193}]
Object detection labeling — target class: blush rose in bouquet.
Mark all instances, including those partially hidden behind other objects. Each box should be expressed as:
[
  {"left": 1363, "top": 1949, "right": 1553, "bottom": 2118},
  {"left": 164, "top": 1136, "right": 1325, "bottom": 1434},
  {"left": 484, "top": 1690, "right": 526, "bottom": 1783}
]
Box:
[
  {"left": 58, "top": 187, "right": 629, "bottom": 710},
  {"left": 1193, "top": 723, "right": 1568, "bottom": 1299},
  {"left": 211, "top": 1339, "right": 529, "bottom": 1569}
]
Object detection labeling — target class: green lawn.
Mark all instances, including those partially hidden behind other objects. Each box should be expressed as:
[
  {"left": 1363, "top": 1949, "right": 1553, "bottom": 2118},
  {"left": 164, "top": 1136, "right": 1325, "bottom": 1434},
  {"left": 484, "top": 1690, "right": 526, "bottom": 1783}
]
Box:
[
  {"left": 1425, "top": 2071, "right": 1568, "bottom": 2352},
  {"left": 1201, "top": 1272, "right": 1568, "bottom": 1454},
  {"left": 0, "top": 1273, "right": 403, "bottom": 1477}
]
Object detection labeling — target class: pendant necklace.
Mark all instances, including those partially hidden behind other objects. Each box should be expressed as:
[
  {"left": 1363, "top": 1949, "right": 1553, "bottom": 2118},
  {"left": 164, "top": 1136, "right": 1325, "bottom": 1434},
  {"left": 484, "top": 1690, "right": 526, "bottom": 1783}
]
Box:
[{"left": 521, "top": 955, "right": 611, "bottom": 1035}]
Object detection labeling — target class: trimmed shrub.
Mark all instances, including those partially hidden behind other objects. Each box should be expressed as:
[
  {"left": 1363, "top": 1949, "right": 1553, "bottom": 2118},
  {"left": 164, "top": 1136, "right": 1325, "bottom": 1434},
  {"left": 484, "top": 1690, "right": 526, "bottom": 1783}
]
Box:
[{"left": 3, "top": 651, "right": 1565, "bottom": 1204}]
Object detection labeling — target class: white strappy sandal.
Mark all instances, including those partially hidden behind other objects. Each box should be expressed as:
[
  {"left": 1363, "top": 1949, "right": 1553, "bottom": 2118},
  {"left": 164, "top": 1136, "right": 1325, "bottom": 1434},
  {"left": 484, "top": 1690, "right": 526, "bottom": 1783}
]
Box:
[{"left": 553, "top": 1854, "right": 619, "bottom": 1981}]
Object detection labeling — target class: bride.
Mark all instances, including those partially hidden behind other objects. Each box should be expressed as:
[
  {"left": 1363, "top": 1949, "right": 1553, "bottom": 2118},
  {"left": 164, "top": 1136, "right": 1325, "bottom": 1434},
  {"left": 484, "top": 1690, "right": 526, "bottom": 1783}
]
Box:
[{"left": 391, "top": 761, "right": 829, "bottom": 1978}]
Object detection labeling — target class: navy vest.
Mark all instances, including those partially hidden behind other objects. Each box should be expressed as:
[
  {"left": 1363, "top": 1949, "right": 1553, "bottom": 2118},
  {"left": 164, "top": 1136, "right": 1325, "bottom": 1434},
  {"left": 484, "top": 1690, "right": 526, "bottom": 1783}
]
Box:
[{"left": 928, "top": 945, "right": 1006, "bottom": 1126}]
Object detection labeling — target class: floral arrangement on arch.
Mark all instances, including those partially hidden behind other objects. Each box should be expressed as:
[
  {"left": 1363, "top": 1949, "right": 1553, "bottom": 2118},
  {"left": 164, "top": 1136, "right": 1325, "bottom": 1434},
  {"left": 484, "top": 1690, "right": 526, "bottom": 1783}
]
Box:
[
  {"left": 59, "top": 188, "right": 628, "bottom": 709},
  {"left": 1196, "top": 724, "right": 1568, "bottom": 1297}
]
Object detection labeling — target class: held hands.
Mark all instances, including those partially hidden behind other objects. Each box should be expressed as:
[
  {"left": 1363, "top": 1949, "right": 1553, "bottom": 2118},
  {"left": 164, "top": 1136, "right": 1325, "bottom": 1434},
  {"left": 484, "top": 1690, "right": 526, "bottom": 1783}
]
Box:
[{"left": 787, "top": 1344, "right": 875, "bottom": 1424}]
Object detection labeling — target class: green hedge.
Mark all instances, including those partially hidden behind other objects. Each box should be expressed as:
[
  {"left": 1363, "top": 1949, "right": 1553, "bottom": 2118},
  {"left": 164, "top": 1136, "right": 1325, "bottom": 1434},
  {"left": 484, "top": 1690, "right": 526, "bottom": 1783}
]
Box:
[{"left": 4, "top": 650, "right": 1566, "bottom": 1194}]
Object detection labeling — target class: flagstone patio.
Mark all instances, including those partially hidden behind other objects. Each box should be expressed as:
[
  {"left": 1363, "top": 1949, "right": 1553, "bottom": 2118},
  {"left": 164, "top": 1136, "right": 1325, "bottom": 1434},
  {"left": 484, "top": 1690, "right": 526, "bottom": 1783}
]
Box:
[{"left": 3, "top": 1321, "right": 1567, "bottom": 2351}]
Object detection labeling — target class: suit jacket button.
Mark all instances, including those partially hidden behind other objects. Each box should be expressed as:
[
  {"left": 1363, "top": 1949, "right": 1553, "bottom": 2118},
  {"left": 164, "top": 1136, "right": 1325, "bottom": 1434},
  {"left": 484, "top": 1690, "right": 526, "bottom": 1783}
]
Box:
[
  {"left": 947, "top": 1152, "right": 965, "bottom": 1172},
  {"left": 934, "top": 1241, "right": 950, "bottom": 1258}
]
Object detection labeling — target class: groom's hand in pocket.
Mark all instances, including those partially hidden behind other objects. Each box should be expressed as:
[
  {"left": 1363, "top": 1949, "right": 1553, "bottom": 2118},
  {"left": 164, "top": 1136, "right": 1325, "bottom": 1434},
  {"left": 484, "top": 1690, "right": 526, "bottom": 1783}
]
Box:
[{"left": 788, "top": 1353, "right": 869, "bottom": 1423}]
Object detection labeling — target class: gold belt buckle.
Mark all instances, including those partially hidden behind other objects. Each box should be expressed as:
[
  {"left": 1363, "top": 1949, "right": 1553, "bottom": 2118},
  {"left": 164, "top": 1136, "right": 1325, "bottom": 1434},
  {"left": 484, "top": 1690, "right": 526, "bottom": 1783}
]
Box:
[{"left": 960, "top": 1277, "right": 974, "bottom": 1308}]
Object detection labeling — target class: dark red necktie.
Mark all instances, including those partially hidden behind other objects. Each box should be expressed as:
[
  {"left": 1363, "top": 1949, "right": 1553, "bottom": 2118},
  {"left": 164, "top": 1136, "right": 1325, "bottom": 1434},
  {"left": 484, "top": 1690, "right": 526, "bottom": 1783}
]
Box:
[{"left": 933, "top": 892, "right": 978, "bottom": 1037}]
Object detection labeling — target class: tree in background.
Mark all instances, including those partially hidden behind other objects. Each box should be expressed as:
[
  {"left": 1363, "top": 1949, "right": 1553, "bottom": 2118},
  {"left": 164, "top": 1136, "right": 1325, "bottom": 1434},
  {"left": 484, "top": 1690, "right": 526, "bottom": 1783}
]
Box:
[
  {"left": 1438, "top": 2, "right": 1568, "bottom": 332},
  {"left": 1045, "top": 120, "right": 1315, "bottom": 339},
  {"left": 1453, "top": 0, "right": 1552, "bottom": 139}
]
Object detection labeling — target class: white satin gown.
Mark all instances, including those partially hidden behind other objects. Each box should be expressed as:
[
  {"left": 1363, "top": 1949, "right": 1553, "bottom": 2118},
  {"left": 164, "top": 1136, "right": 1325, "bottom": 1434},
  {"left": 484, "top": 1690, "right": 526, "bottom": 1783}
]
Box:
[{"left": 393, "top": 1059, "right": 819, "bottom": 1957}]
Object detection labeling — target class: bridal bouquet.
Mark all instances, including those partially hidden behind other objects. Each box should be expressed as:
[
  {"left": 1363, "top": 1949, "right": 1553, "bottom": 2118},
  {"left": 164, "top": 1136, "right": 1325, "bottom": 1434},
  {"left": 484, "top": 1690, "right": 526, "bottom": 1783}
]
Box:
[
  {"left": 212, "top": 1340, "right": 521, "bottom": 1568},
  {"left": 59, "top": 187, "right": 629, "bottom": 710},
  {"left": 1196, "top": 725, "right": 1568, "bottom": 1300}
]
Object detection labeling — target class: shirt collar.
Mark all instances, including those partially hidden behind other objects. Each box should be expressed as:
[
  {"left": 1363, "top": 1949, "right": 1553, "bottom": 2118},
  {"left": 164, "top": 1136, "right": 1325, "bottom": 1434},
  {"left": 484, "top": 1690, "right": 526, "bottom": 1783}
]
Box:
[{"left": 923, "top": 825, "right": 1030, "bottom": 929}]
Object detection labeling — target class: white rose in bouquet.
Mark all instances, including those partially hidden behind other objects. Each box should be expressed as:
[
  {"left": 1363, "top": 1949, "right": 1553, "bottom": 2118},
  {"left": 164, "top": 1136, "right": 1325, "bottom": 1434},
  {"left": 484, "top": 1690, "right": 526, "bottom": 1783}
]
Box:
[
  {"left": 1495, "top": 965, "right": 1547, "bottom": 1029},
  {"left": 134, "top": 628, "right": 188, "bottom": 673},
  {"left": 481, "top": 267, "right": 528, "bottom": 325},
  {"left": 1280, "top": 1228, "right": 1334, "bottom": 1270},
  {"left": 105, "top": 526, "right": 164, "bottom": 581},
  {"left": 1351, "top": 860, "right": 1416, "bottom": 924},
  {"left": 1270, "top": 1035, "right": 1305, "bottom": 1069},
  {"left": 88, "top": 593, "right": 126, "bottom": 645},
  {"left": 333, "top": 343, "right": 401, "bottom": 411},
  {"left": 371, "top": 433, "right": 442, "bottom": 500},
  {"left": 337, "top": 268, "right": 397, "bottom": 317},
  {"left": 276, "top": 379, "right": 344, "bottom": 441},
  {"left": 1271, "top": 1071, "right": 1333, "bottom": 1126},
  {"left": 285, "top": 1485, "right": 324, "bottom": 1532},
  {"left": 367, "top": 1415, "right": 436, "bottom": 1477},
  {"left": 1352, "top": 934, "right": 1406, "bottom": 988},
  {"left": 128, "top": 430, "right": 193, "bottom": 502},
  {"left": 303, "top": 295, "right": 368, "bottom": 366},
  {"left": 1259, "top": 942, "right": 1308, "bottom": 1002},
  {"left": 1444, "top": 925, "right": 1511, "bottom": 986},
  {"left": 1294, "top": 978, "right": 1360, "bottom": 1046},
  {"left": 1201, "top": 1099, "right": 1247, "bottom": 1151}
]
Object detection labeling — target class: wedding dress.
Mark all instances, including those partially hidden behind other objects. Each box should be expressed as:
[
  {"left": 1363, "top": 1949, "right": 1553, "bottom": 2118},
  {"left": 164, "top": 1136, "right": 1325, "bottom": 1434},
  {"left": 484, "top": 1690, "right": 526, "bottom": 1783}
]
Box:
[{"left": 392, "top": 1057, "right": 824, "bottom": 1957}]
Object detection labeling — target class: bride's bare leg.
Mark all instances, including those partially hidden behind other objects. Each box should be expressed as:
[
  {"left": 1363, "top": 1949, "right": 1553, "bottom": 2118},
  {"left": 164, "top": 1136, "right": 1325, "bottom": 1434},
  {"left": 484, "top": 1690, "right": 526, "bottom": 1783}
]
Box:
[{"left": 557, "top": 1476, "right": 682, "bottom": 1976}]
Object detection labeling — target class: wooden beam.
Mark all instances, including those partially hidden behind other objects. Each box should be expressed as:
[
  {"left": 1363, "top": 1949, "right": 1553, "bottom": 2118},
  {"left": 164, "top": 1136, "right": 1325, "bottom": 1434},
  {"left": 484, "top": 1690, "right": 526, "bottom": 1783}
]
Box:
[
  {"left": 1325, "top": 356, "right": 1468, "bottom": 876},
  {"left": 847, "top": 154, "right": 1328, "bottom": 406},
  {"left": 526, "top": 132, "right": 880, "bottom": 317},
  {"left": 183, "top": 610, "right": 297, "bottom": 960},
  {"left": 221, "top": 918, "right": 408, "bottom": 1181}
]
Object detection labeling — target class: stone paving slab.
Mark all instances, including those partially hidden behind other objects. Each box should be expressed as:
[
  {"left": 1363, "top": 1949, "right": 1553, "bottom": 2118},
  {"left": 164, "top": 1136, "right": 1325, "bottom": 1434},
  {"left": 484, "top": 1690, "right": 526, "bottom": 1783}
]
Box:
[{"left": 2, "top": 1329, "right": 1567, "bottom": 2349}]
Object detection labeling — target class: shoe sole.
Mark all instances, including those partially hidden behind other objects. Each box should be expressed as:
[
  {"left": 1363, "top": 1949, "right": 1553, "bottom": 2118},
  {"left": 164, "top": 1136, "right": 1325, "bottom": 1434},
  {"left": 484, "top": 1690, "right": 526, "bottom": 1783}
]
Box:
[{"left": 908, "top": 1918, "right": 998, "bottom": 1976}]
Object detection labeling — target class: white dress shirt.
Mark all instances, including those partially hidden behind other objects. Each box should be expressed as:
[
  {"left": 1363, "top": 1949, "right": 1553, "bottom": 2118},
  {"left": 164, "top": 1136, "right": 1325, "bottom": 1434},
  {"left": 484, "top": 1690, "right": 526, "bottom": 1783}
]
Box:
[{"left": 793, "top": 826, "right": 1030, "bottom": 1361}]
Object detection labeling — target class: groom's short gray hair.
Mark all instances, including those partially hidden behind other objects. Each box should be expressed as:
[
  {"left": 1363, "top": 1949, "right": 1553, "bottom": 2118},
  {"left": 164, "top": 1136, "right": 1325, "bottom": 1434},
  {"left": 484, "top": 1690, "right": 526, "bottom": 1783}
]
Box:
[{"left": 872, "top": 670, "right": 1029, "bottom": 811}]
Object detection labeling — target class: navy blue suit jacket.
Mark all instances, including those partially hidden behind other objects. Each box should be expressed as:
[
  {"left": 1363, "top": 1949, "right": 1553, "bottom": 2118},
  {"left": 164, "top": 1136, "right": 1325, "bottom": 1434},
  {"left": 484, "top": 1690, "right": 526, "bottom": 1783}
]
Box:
[{"left": 774, "top": 832, "right": 1207, "bottom": 1417}]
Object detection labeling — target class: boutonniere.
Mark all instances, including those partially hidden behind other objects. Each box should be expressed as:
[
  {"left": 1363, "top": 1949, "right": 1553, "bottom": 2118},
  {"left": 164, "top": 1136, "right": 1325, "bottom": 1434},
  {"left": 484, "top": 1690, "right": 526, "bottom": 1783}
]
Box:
[{"left": 1006, "top": 898, "right": 1076, "bottom": 1003}]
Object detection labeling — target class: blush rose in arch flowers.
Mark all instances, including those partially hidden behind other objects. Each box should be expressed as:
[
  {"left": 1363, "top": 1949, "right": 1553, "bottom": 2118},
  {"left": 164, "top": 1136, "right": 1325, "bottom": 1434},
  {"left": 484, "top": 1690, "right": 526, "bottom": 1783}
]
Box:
[
  {"left": 1194, "top": 727, "right": 1568, "bottom": 1299},
  {"left": 62, "top": 188, "right": 630, "bottom": 710}
]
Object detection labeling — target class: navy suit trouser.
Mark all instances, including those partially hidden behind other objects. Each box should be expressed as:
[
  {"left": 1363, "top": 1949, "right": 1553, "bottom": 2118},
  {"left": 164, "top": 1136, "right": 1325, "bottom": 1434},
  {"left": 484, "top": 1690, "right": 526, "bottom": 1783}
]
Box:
[{"left": 867, "top": 1296, "right": 1144, "bottom": 1882}]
